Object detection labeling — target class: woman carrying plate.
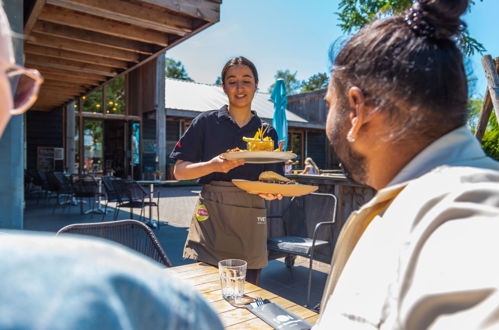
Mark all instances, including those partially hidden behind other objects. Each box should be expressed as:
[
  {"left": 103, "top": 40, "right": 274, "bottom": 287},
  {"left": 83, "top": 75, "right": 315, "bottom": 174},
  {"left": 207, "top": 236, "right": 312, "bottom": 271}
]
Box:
[{"left": 169, "top": 56, "right": 284, "bottom": 284}]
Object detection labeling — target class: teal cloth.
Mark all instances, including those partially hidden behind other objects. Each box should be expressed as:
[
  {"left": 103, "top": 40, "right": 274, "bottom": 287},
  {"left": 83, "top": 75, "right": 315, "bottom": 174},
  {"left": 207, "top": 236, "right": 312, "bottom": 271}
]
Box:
[{"left": 271, "top": 79, "right": 288, "bottom": 151}]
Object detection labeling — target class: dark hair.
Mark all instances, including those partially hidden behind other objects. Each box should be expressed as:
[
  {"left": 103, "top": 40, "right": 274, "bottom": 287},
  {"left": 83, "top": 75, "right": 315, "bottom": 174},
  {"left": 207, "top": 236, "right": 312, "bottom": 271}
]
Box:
[
  {"left": 331, "top": 0, "right": 469, "bottom": 141},
  {"left": 221, "top": 56, "right": 259, "bottom": 84}
]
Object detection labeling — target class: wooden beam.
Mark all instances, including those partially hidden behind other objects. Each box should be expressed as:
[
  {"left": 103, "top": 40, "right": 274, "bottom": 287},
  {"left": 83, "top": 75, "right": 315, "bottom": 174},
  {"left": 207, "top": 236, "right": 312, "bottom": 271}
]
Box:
[
  {"left": 139, "top": 0, "right": 221, "bottom": 22},
  {"left": 40, "top": 85, "right": 84, "bottom": 94},
  {"left": 41, "top": 89, "right": 85, "bottom": 98},
  {"left": 482, "top": 55, "right": 499, "bottom": 128},
  {"left": 39, "top": 5, "right": 168, "bottom": 46},
  {"left": 26, "top": 54, "right": 117, "bottom": 77},
  {"left": 43, "top": 81, "right": 90, "bottom": 91},
  {"left": 30, "top": 65, "right": 106, "bottom": 81},
  {"left": 39, "top": 72, "right": 102, "bottom": 85},
  {"left": 25, "top": 44, "right": 129, "bottom": 68},
  {"left": 28, "top": 33, "right": 140, "bottom": 62},
  {"left": 37, "top": 93, "right": 72, "bottom": 100},
  {"left": 47, "top": 0, "right": 191, "bottom": 35},
  {"left": 475, "top": 91, "right": 492, "bottom": 142},
  {"left": 33, "top": 21, "right": 154, "bottom": 55},
  {"left": 24, "top": 0, "right": 47, "bottom": 37}
]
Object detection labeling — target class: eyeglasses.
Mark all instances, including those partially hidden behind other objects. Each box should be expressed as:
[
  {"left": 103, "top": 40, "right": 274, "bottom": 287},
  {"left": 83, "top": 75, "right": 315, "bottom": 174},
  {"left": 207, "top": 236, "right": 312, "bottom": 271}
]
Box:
[{"left": 3, "top": 60, "right": 43, "bottom": 115}]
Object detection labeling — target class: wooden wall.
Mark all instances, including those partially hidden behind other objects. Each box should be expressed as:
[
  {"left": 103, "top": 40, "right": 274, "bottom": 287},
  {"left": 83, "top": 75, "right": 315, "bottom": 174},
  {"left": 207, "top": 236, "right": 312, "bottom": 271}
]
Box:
[{"left": 287, "top": 89, "right": 328, "bottom": 123}]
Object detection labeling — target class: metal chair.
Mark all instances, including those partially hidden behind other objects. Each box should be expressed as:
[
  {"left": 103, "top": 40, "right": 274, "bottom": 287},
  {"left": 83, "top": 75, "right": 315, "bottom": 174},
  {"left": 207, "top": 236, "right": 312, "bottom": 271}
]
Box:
[
  {"left": 71, "top": 175, "right": 104, "bottom": 215},
  {"left": 101, "top": 175, "right": 124, "bottom": 220},
  {"left": 114, "top": 180, "right": 160, "bottom": 226},
  {"left": 56, "top": 219, "right": 172, "bottom": 267},
  {"left": 47, "top": 171, "right": 74, "bottom": 212},
  {"left": 266, "top": 192, "right": 337, "bottom": 308}
]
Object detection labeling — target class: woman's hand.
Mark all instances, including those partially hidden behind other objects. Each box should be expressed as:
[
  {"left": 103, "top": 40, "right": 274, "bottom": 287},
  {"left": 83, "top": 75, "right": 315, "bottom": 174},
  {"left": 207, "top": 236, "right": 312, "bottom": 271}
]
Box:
[
  {"left": 210, "top": 155, "right": 245, "bottom": 173},
  {"left": 258, "top": 193, "right": 283, "bottom": 201}
]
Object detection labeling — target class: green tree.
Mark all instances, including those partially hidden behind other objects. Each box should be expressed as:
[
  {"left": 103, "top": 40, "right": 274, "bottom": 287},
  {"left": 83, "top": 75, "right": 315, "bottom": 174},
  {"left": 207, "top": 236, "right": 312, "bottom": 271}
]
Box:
[
  {"left": 301, "top": 72, "right": 329, "bottom": 93},
  {"left": 268, "top": 70, "right": 301, "bottom": 95},
  {"left": 165, "top": 57, "right": 193, "bottom": 81},
  {"left": 468, "top": 98, "right": 499, "bottom": 160},
  {"left": 337, "top": 0, "right": 485, "bottom": 56}
]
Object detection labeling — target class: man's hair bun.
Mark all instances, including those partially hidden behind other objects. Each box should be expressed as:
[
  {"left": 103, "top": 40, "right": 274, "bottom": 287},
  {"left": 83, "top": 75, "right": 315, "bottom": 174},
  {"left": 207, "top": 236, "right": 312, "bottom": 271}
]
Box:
[{"left": 405, "top": 0, "right": 469, "bottom": 40}]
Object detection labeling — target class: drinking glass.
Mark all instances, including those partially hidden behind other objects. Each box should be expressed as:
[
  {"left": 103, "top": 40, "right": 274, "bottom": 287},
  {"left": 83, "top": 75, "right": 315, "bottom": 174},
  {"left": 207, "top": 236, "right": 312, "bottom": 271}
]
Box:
[{"left": 218, "top": 259, "right": 247, "bottom": 301}]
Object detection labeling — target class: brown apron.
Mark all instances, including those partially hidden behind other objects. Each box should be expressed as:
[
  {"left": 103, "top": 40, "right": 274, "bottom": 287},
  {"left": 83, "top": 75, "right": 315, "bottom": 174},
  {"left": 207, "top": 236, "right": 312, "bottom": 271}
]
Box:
[{"left": 183, "top": 181, "right": 268, "bottom": 269}]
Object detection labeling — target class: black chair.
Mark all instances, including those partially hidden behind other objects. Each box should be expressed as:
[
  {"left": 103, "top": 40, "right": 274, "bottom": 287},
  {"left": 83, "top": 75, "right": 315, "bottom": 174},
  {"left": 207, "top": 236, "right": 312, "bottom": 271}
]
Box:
[
  {"left": 47, "top": 171, "right": 74, "bottom": 212},
  {"left": 56, "top": 219, "right": 172, "bottom": 267},
  {"left": 114, "top": 180, "right": 160, "bottom": 227},
  {"left": 101, "top": 176, "right": 124, "bottom": 220},
  {"left": 71, "top": 175, "right": 104, "bottom": 215},
  {"left": 267, "top": 192, "right": 337, "bottom": 308}
]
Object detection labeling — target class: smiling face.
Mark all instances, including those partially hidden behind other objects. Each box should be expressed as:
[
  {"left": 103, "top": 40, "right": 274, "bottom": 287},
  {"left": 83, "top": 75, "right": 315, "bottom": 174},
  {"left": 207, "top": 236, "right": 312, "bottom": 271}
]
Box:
[
  {"left": 325, "top": 79, "right": 367, "bottom": 185},
  {"left": 222, "top": 64, "right": 257, "bottom": 112}
]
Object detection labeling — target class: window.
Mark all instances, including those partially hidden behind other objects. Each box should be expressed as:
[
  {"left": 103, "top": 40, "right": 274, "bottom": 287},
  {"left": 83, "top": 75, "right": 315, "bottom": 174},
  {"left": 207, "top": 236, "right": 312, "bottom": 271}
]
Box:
[
  {"left": 105, "top": 76, "right": 125, "bottom": 114},
  {"left": 82, "top": 88, "right": 103, "bottom": 114}
]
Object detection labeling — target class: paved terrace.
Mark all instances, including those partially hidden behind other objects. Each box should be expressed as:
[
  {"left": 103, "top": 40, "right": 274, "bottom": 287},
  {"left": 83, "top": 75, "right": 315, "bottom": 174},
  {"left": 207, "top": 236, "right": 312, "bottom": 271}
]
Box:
[{"left": 24, "top": 185, "right": 330, "bottom": 309}]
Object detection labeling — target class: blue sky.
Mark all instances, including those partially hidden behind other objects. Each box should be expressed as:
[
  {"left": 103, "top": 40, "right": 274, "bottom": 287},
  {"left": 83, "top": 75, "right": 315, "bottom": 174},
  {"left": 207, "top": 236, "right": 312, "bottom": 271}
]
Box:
[{"left": 168, "top": 0, "right": 499, "bottom": 98}]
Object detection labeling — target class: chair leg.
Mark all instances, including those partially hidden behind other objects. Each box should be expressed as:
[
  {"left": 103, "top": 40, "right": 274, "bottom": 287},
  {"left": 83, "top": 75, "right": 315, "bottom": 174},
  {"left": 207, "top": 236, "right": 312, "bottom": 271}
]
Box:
[
  {"left": 156, "top": 204, "right": 160, "bottom": 229},
  {"left": 101, "top": 201, "right": 108, "bottom": 221},
  {"left": 306, "top": 256, "right": 314, "bottom": 308}
]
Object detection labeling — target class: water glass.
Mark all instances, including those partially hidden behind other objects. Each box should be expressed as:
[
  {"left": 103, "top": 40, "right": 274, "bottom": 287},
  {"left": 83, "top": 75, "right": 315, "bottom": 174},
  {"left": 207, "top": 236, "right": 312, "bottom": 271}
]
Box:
[{"left": 218, "top": 259, "right": 247, "bottom": 301}]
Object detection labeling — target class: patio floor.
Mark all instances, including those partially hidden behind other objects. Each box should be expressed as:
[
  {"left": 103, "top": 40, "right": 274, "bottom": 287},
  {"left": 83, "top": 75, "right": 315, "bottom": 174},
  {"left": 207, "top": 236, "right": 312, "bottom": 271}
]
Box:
[{"left": 24, "top": 185, "right": 330, "bottom": 309}]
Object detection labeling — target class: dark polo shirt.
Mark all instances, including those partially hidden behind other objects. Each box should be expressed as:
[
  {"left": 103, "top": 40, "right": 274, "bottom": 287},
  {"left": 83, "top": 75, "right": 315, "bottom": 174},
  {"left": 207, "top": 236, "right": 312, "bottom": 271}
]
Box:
[{"left": 170, "top": 105, "right": 284, "bottom": 184}]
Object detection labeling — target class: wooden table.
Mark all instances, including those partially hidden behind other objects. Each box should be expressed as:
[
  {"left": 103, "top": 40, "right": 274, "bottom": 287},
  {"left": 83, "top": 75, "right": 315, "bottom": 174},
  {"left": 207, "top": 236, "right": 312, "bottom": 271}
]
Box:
[{"left": 170, "top": 262, "right": 319, "bottom": 329}]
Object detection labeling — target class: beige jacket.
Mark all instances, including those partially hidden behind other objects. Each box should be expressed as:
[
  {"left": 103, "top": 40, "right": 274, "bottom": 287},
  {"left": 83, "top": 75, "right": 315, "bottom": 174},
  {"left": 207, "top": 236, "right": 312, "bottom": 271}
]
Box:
[{"left": 316, "top": 127, "right": 499, "bottom": 329}]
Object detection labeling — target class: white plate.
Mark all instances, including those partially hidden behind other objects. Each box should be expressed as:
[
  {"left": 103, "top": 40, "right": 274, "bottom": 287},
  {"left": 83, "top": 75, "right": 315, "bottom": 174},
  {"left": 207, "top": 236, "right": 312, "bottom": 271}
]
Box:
[{"left": 221, "top": 151, "right": 297, "bottom": 164}]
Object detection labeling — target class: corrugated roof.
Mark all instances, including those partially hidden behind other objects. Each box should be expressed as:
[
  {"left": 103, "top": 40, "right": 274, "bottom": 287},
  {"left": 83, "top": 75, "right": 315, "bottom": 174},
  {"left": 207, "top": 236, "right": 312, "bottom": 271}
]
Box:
[{"left": 165, "top": 78, "right": 308, "bottom": 124}]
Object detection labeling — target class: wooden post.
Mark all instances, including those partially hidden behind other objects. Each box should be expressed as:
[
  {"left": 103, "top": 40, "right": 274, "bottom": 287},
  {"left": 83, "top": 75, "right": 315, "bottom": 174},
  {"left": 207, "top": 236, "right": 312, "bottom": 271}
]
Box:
[
  {"left": 482, "top": 55, "right": 499, "bottom": 121},
  {"left": 65, "top": 101, "right": 76, "bottom": 173},
  {"left": 155, "top": 54, "right": 167, "bottom": 179}
]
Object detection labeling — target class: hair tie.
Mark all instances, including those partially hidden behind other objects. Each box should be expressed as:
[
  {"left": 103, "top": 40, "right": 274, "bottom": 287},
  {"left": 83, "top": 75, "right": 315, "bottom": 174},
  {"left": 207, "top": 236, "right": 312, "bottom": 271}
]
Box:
[{"left": 404, "top": 1, "right": 436, "bottom": 39}]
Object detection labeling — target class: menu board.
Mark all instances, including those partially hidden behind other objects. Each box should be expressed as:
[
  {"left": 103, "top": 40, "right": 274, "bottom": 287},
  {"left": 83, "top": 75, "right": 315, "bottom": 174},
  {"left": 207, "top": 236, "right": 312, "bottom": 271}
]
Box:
[{"left": 37, "top": 147, "right": 54, "bottom": 171}]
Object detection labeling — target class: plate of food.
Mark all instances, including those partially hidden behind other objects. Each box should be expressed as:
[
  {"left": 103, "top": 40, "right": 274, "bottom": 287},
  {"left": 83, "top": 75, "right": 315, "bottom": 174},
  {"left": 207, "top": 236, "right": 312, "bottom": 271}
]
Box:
[
  {"left": 232, "top": 171, "right": 318, "bottom": 197},
  {"left": 222, "top": 149, "right": 297, "bottom": 164},
  {"left": 221, "top": 127, "right": 297, "bottom": 164}
]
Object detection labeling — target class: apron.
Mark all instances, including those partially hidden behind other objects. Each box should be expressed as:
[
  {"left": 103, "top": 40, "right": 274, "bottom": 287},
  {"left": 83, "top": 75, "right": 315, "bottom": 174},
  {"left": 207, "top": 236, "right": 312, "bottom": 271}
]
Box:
[{"left": 183, "top": 181, "right": 268, "bottom": 269}]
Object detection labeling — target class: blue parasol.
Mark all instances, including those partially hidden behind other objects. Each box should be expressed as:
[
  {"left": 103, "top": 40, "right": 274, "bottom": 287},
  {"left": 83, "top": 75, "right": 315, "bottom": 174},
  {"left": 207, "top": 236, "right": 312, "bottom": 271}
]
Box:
[{"left": 271, "top": 79, "right": 288, "bottom": 151}]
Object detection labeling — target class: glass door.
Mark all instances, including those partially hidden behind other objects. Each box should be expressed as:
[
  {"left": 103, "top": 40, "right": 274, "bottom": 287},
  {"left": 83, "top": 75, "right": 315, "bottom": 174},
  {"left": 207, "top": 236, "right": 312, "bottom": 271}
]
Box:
[{"left": 83, "top": 119, "right": 104, "bottom": 174}]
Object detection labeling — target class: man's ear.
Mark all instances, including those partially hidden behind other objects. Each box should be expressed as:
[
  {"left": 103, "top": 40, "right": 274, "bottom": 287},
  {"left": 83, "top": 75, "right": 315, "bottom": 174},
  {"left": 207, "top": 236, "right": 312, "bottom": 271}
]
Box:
[{"left": 346, "top": 87, "right": 371, "bottom": 142}]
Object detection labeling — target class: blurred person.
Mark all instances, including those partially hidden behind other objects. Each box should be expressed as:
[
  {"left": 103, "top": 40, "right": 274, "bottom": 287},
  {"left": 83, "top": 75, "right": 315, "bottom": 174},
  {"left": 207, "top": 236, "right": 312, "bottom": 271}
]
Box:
[
  {"left": 284, "top": 160, "right": 293, "bottom": 175},
  {"left": 300, "top": 157, "right": 320, "bottom": 175},
  {"left": 0, "top": 3, "right": 223, "bottom": 329},
  {"left": 315, "top": 0, "right": 499, "bottom": 329},
  {"left": 170, "top": 56, "right": 283, "bottom": 285}
]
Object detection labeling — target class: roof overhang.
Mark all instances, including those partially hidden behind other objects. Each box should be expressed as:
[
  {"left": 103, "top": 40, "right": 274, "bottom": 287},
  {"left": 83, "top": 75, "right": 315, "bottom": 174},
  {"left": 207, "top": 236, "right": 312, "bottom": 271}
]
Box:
[{"left": 24, "top": 0, "right": 222, "bottom": 111}]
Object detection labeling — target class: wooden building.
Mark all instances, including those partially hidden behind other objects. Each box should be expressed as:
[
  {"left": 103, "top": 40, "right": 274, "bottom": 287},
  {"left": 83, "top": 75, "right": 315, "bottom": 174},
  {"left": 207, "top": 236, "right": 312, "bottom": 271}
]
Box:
[{"left": 1, "top": 0, "right": 222, "bottom": 229}]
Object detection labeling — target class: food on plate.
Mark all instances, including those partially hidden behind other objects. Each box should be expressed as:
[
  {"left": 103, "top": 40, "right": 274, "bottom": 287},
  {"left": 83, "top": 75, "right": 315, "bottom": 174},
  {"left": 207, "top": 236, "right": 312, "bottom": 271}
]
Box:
[
  {"left": 242, "top": 127, "right": 274, "bottom": 151},
  {"left": 258, "top": 171, "right": 294, "bottom": 184}
]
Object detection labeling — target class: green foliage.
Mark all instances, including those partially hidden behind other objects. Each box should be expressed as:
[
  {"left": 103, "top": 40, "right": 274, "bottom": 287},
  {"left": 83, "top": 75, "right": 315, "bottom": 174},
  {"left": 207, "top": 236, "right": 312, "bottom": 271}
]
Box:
[
  {"left": 467, "top": 98, "right": 499, "bottom": 160},
  {"left": 105, "top": 76, "right": 125, "bottom": 114},
  {"left": 214, "top": 76, "right": 222, "bottom": 85},
  {"left": 268, "top": 70, "right": 301, "bottom": 95},
  {"left": 337, "top": 0, "right": 485, "bottom": 56},
  {"left": 165, "top": 57, "right": 193, "bottom": 81},
  {"left": 301, "top": 72, "right": 329, "bottom": 93}
]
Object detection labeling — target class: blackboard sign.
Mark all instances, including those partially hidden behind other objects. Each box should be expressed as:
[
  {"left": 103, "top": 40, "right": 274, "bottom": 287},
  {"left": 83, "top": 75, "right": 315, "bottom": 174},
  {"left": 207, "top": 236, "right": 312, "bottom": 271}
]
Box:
[{"left": 37, "top": 147, "right": 54, "bottom": 171}]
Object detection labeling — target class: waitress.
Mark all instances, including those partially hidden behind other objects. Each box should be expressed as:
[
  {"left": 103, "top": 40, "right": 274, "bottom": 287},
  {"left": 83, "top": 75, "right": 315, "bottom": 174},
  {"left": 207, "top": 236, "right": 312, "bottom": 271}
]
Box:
[{"left": 170, "top": 56, "right": 283, "bottom": 284}]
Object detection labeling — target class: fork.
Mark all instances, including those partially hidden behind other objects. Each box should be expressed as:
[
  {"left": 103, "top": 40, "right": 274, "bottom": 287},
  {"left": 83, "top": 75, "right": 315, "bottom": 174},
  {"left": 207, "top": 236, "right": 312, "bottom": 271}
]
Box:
[{"left": 255, "top": 297, "right": 265, "bottom": 306}]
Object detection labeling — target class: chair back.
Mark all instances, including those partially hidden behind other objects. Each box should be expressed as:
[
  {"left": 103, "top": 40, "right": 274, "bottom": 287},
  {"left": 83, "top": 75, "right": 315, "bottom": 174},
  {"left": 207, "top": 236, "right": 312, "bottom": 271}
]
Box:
[
  {"left": 284, "top": 193, "right": 337, "bottom": 238},
  {"left": 118, "top": 180, "right": 147, "bottom": 201},
  {"left": 102, "top": 176, "right": 122, "bottom": 201},
  {"left": 283, "top": 192, "right": 337, "bottom": 263},
  {"left": 72, "top": 175, "right": 99, "bottom": 197},
  {"left": 57, "top": 220, "right": 172, "bottom": 267}
]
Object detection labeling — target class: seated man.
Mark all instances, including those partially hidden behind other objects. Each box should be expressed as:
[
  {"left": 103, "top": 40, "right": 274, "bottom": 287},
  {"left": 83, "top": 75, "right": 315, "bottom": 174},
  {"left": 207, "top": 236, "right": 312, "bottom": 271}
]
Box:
[
  {"left": 315, "top": 0, "right": 499, "bottom": 329},
  {"left": 0, "top": 4, "right": 222, "bottom": 330}
]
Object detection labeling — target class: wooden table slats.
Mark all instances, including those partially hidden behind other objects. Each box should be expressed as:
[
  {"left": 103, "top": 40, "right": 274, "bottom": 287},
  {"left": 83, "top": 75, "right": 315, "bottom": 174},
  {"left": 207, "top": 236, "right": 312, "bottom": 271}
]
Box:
[{"left": 170, "top": 262, "right": 318, "bottom": 329}]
